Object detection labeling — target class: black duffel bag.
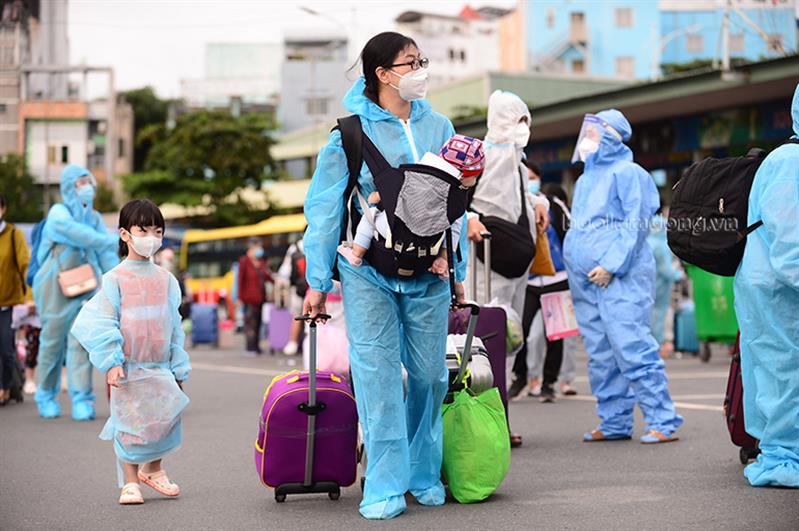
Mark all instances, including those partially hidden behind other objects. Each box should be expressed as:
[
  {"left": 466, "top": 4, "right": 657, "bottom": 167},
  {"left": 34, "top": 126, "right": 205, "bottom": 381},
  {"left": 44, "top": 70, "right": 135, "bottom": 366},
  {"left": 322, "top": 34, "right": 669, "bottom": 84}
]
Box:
[{"left": 475, "top": 168, "right": 535, "bottom": 278}]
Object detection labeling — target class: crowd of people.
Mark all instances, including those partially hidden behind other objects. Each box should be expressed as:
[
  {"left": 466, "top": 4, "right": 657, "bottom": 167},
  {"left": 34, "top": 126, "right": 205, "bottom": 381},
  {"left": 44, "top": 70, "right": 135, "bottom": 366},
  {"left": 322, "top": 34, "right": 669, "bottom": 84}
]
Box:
[{"left": 1, "top": 29, "right": 797, "bottom": 517}]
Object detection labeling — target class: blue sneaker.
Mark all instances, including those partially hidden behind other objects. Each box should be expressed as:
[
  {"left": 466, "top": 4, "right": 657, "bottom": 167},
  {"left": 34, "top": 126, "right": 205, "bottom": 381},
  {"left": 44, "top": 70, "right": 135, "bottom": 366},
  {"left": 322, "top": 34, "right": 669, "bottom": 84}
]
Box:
[
  {"left": 71, "top": 400, "right": 96, "bottom": 421},
  {"left": 37, "top": 398, "right": 61, "bottom": 419}
]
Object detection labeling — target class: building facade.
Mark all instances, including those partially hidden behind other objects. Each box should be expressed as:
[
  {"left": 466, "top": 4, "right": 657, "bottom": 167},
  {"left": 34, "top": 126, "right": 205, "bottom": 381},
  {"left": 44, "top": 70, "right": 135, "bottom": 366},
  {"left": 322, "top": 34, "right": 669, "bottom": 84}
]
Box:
[
  {"left": 395, "top": 6, "right": 518, "bottom": 86},
  {"left": 180, "top": 42, "right": 282, "bottom": 109},
  {"left": 278, "top": 32, "right": 349, "bottom": 135},
  {"left": 527, "top": 0, "right": 797, "bottom": 79}
]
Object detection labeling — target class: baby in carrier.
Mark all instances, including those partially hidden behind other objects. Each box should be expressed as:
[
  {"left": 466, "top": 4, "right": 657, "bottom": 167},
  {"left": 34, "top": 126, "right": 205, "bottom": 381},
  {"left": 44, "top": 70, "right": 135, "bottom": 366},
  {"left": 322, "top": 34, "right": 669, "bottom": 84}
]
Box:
[{"left": 338, "top": 134, "right": 484, "bottom": 278}]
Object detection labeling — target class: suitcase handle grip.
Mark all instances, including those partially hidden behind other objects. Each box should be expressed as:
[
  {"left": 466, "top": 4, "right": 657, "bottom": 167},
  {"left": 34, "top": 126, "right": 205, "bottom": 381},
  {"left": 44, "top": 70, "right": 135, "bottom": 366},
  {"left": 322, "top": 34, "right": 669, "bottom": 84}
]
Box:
[{"left": 295, "top": 313, "right": 332, "bottom": 324}]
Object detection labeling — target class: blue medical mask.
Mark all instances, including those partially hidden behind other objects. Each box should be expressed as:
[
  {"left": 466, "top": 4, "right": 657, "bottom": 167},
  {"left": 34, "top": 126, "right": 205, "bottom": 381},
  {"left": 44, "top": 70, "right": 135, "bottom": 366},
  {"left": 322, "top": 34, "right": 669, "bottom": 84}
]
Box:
[
  {"left": 77, "top": 184, "right": 95, "bottom": 205},
  {"left": 528, "top": 180, "right": 541, "bottom": 195},
  {"left": 254, "top": 247, "right": 264, "bottom": 259}
]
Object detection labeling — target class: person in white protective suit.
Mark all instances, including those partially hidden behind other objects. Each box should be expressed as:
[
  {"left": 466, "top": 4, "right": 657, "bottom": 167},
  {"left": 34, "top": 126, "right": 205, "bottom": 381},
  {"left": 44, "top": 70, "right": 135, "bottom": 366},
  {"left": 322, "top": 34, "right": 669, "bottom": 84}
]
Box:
[{"left": 466, "top": 90, "right": 549, "bottom": 448}]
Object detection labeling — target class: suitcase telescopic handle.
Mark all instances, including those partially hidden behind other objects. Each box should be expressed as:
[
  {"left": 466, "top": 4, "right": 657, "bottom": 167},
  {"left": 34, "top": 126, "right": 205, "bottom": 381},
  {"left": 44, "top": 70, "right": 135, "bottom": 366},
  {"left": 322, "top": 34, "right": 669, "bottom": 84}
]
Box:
[
  {"left": 468, "top": 232, "right": 492, "bottom": 304},
  {"left": 294, "top": 313, "right": 331, "bottom": 487}
]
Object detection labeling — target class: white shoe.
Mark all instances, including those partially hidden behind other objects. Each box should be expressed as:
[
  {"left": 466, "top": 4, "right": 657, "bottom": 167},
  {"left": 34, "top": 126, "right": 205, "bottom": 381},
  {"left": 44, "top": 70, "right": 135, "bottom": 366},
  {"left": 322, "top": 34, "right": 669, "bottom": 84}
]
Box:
[
  {"left": 23, "top": 380, "right": 37, "bottom": 395},
  {"left": 283, "top": 341, "right": 299, "bottom": 356}
]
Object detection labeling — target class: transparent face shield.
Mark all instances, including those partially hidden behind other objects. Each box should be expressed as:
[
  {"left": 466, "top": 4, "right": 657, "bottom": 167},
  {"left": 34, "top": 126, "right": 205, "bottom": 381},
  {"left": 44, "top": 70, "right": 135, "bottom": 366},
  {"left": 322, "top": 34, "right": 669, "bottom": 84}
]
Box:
[{"left": 571, "top": 114, "right": 623, "bottom": 163}]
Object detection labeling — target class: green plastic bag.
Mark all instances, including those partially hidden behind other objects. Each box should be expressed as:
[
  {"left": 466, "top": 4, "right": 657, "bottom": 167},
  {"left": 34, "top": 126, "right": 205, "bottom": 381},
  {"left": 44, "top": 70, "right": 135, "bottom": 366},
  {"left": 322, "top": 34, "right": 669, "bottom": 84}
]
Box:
[{"left": 441, "top": 387, "right": 510, "bottom": 503}]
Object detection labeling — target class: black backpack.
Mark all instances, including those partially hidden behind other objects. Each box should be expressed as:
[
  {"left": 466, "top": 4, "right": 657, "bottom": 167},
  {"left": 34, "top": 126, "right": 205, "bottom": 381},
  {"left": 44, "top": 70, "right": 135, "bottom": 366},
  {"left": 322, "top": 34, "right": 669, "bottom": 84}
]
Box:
[
  {"left": 334, "top": 115, "right": 468, "bottom": 279},
  {"left": 667, "top": 140, "right": 798, "bottom": 276},
  {"left": 289, "top": 249, "right": 307, "bottom": 298}
]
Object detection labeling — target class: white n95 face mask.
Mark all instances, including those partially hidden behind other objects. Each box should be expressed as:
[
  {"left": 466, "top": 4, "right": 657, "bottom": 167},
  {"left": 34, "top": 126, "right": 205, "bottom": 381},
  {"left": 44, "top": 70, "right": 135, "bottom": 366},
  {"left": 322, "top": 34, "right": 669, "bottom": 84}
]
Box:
[
  {"left": 515, "top": 122, "right": 531, "bottom": 147},
  {"left": 130, "top": 234, "right": 162, "bottom": 258},
  {"left": 390, "top": 68, "right": 429, "bottom": 101},
  {"left": 577, "top": 138, "right": 599, "bottom": 162}
]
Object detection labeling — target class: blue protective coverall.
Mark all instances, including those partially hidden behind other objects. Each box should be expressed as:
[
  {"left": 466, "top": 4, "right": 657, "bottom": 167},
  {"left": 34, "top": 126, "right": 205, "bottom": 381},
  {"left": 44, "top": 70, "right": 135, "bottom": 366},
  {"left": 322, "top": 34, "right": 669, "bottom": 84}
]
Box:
[
  {"left": 32, "top": 165, "right": 118, "bottom": 420},
  {"left": 563, "top": 109, "right": 683, "bottom": 440},
  {"left": 72, "top": 259, "right": 190, "bottom": 486},
  {"left": 734, "top": 83, "right": 799, "bottom": 487},
  {"left": 647, "top": 214, "right": 683, "bottom": 344},
  {"left": 303, "top": 76, "right": 466, "bottom": 519}
]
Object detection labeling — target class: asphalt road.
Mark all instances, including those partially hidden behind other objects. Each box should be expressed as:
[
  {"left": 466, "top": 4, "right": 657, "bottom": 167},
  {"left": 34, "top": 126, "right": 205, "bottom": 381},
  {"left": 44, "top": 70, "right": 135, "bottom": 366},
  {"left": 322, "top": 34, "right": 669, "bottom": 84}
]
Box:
[{"left": 2, "top": 334, "right": 798, "bottom": 530}]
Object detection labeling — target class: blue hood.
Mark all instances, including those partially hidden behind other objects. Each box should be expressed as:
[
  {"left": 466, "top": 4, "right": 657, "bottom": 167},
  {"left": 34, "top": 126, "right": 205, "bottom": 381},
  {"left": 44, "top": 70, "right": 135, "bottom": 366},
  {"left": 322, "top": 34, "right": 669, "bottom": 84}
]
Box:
[
  {"left": 59, "top": 164, "right": 96, "bottom": 223},
  {"left": 792, "top": 83, "right": 799, "bottom": 138},
  {"left": 343, "top": 76, "right": 432, "bottom": 123},
  {"left": 586, "top": 108, "right": 634, "bottom": 169}
]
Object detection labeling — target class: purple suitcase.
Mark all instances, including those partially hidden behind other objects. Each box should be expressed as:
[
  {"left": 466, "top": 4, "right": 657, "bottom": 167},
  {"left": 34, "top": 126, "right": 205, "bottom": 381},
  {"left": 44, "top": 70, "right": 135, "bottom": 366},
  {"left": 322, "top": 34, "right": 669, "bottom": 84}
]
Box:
[
  {"left": 449, "top": 236, "right": 508, "bottom": 413},
  {"left": 449, "top": 307, "right": 508, "bottom": 413},
  {"left": 255, "top": 315, "right": 358, "bottom": 502},
  {"left": 268, "top": 288, "right": 294, "bottom": 353}
]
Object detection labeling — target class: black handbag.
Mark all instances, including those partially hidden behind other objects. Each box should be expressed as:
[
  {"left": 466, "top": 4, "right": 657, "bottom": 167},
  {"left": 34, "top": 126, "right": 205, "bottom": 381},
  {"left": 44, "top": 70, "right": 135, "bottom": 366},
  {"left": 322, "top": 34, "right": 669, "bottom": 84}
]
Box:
[{"left": 475, "top": 166, "right": 535, "bottom": 279}]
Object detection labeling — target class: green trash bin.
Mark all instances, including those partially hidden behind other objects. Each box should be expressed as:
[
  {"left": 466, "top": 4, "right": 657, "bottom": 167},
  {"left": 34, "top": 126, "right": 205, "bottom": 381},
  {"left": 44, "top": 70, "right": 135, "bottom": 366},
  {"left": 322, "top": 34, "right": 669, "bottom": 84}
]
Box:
[{"left": 686, "top": 265, "right": 738, "bottom": 352}]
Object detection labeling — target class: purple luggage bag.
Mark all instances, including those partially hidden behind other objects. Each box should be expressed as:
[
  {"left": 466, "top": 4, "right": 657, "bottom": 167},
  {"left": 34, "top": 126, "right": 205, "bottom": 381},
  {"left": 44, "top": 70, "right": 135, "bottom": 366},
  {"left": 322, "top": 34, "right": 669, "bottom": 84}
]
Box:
[
  {"left": 268, "top": 288, "right": 294, "bottom": 354},
  {"left": 449, "top": 236, "right": 508, "bottom": 414},
  {"left": 255, "top": 314, "right": 358, "bottom": 502}
]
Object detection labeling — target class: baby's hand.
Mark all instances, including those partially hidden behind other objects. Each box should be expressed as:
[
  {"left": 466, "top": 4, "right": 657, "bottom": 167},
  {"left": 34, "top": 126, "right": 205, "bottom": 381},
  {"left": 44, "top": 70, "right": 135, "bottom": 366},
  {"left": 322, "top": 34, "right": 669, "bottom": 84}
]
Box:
[
  {"left": 429, "top": 256, "right": 449, "bottom": 277},
  {"left": 107, "top": 366, "right": 125, "bottom": 388},
  {"left": 368, "top": 191, "right": 381, "bottom": 205}
]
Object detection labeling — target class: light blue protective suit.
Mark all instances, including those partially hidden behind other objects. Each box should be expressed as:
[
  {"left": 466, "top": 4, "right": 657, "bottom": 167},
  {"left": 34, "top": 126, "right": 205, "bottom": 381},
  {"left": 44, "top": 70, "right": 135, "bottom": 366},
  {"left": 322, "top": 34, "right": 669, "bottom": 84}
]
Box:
[
  {"left": 303, "top": 77, "right": 466, "bottom": 519},
  {"left": 647, "top": 214, "right": 683, "bottom": 344},
  {"left": 734, "top": 84, "right": 799, "bottom": 487},
  {"left": 563, "top": 110, "right": 683, "bottom": 439},
  {"left": 32, "top": 165, "right": 118, "bottom": 420},
  {"left": 72, "top": 259, "right": 191, "bottom": 486}
]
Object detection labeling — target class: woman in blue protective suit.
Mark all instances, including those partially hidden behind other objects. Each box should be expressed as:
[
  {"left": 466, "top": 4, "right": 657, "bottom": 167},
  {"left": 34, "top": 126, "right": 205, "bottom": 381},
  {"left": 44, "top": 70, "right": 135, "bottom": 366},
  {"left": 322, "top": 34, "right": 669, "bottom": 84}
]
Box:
[
  {"left": 734, "top": 83, "right": 799, "bottom": 488},
  {"left": 563, "top": 110, "right": 683, "bottom": 444},
  {"left": 302, "top": 32, "right": 467, "bottom": 520},
  {"left": 32, "top": 165, "right": 118, "bottom": 420}
]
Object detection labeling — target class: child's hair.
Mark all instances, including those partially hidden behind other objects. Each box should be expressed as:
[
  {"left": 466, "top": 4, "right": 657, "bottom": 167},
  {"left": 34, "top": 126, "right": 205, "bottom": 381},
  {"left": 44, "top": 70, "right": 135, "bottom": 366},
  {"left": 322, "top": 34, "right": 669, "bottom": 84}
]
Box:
[{"left": 118, "top": 199, "right": 165, "bottom": 257}]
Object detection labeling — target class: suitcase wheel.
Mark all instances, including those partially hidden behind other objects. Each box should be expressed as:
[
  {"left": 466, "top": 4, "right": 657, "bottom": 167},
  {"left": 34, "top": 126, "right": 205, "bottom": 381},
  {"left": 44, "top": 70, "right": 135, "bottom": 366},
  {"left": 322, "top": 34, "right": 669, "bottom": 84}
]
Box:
[
  {"left": 275, "top": 493, "right": 286, "bottom": 503},
  {"left": 740, "top": 447, "right": 760, "bottom": 465},
  {"left": 328, "top": 490, "right": 340, "bottom": 501}
]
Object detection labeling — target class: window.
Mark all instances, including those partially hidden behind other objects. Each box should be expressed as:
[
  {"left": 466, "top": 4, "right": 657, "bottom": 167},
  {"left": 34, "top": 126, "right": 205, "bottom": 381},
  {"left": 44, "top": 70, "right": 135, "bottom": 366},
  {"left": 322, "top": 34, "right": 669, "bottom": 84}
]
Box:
[
  {"left": 47, "top": 146, "right": 56, "bottom": 164},
  {"left": 449, "top": 48, "right": 455, "bottom": 61},
  {"left": 572, "top": 59, "right": 585, "bottom": 74},
  {"left": 61, "top": 146, "right": 69, "bottom": 164},
  {"left": 118, "top": 138, "right": 125, "bottom": 158},
  {"left": 615, "top": 56, "right": 635, "bottom": 78},
  {"left": 460, "top": 50, "right": 466, "bottom": 62},
  {"left": 305, "top": 98, "right": 329, "bottom": 116},
  {"left": 615, "top": 8, "right": 633, "bottom": 28},
  {"left": 686, "top": 34, "right": 704, "bottom": 53},
  {"left": 0, "top": 103, "right": 6, "bottom": 113},
  {"left": 570, "top": 12, "right": 587, "bottom": 42},
  {"left": 546, "top": 8, "right": 555, "bottom": 29},
  {"left": 729, "top": 33, "right": 744, "bottom": 53}
]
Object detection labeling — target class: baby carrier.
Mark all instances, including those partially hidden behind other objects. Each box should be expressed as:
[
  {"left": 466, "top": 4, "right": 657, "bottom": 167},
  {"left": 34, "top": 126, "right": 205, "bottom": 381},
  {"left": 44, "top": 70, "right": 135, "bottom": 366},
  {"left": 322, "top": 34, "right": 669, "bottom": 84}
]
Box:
[{"left": 336, "top": 115, "right": 469, "bottom": 278}]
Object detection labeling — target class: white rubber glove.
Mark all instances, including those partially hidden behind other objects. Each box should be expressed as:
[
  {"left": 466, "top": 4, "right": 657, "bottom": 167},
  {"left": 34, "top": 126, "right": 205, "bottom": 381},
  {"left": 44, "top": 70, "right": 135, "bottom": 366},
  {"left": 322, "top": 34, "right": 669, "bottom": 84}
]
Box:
[{"left": 588, "top": 266, "right": 613, "bottom": 288}]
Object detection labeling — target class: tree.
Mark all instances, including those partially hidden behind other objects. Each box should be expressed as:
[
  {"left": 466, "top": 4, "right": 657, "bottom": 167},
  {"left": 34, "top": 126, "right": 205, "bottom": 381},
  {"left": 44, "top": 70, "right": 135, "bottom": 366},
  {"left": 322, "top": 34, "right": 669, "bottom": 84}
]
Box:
[
  {"left": 120, "top": 86, "right": 170, "bottom": 171},
  {"left": 94, "top": 182, "right": 118, "bottom": 213},
  {"left": 660, "top": 57, "right": 750, "bottom": 77},
  {"left": 0, "top": 154, "right": 42, "bottom": 222},
  {"left": 122, "top": 110, "right": 278, "bottom": 226}
]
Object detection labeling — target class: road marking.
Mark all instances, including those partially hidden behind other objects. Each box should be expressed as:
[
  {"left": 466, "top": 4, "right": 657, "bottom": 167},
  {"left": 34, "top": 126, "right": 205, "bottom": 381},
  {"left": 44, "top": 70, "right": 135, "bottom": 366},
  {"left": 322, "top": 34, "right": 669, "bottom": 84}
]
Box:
[
  {"left": 573, "top": 371, "right": 727, "bottom": 384},
  {"left": 191, "top": 362, "right": 284, "bottom": 378},
  {"left": 561, "top": 395, "right": 724, "bottom": 413}
]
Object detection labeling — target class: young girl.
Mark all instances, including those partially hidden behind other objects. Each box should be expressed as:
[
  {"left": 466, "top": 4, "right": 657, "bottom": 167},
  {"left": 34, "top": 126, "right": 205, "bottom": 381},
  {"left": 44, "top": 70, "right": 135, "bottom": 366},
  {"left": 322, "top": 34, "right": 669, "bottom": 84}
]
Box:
[{"left": 72, "top": 199, "right": 191, "bottom": 505}]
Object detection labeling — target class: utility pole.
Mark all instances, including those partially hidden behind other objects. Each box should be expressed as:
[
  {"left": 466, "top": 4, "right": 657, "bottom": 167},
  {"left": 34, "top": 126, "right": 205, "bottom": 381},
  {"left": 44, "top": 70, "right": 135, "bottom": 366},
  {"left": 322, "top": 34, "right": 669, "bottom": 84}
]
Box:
[{"left": 721, "top": 0, "right": 731, "bottom": 73}]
